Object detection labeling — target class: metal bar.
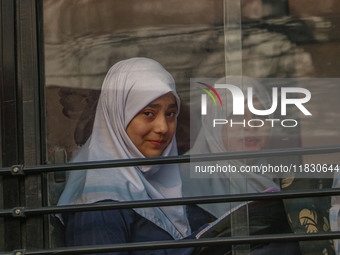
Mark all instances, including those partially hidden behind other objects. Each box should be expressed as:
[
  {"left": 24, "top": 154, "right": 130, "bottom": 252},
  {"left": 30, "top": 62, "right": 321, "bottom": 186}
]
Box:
[
  {"left": 1, "top": 188, "right": 340, "bottom": 218},
  {"left": 0, "top": 145, "right": 340, "bottom": 176},
  {"left": 0, "top": 0, "right": 23, "bottom": 250},
  {"left": 1, "top": 232, "right": 340, "bottom": 255},
  {"left": 224, "top": 1, "right": 246, "bottom": 250},
  {"left": 224, "top": 0, "right": 243, "bottom": 77},
  {"left": 16, "top": 0, "right": 44, "bottom": 250}
]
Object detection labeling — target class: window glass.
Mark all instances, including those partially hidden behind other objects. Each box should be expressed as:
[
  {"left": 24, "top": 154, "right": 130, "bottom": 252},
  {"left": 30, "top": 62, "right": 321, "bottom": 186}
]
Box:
[
  {"left": 43, "top": 0, "right": 223, "bottom": 165},
  {"left": 43, "top": 0, "right": 224, "bottom": 248},
  {"left": 188, "top": 1, "right": 340, "bottom": 254},
  {"left": 43, "top": 0, "right": 340, "bottom": 253}
]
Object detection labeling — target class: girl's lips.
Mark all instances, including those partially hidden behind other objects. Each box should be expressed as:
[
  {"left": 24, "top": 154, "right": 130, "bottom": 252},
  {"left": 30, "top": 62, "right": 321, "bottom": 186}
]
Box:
[
  {"left": 240, "top": 137, "right": 260, "bottom": 147},
  {"left": 238, "top": 137, "right": 259, "bottom": 142},
  {"left": 149, "top": 140, "right": 165, "bottom": 146}
]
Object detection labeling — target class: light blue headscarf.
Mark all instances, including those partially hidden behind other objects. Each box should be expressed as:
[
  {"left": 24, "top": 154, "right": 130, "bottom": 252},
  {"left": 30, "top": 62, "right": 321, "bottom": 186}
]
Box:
[{"left": 58, "top": 57, "right": 190, "bottom": 239}]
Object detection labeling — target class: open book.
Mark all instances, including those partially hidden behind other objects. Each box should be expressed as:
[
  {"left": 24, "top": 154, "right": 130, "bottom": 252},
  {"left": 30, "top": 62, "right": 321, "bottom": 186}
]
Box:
[
  {"left": 193, "top": 199, "right": 289, "bottom": 254},
  {"left": 195, "top": 201, "right": 251, "bottom": 239}
]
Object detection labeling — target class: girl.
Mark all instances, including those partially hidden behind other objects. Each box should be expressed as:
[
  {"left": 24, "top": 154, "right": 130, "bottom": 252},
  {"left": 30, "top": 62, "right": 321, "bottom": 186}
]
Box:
[{"left": 58, "top": 58, "right": 194, "bottom": 255}]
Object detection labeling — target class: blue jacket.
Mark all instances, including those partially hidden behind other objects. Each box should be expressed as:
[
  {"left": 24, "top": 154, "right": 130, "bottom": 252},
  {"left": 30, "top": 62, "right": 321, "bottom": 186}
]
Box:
[{"left": 63, "top": 208, "right": 196, "bottom": 255}]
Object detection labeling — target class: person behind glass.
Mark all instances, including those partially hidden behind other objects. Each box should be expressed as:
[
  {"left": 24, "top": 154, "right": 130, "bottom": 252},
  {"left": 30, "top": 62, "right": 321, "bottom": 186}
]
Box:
[
  {"left": 181, "top": 77, "right": 302, "bottom": 254},
  {"left": 57, "top": 58, "right": 194, "bottom": 255},
  {"left": 182, "top": 77, "right": 280, "bottom": 219}
]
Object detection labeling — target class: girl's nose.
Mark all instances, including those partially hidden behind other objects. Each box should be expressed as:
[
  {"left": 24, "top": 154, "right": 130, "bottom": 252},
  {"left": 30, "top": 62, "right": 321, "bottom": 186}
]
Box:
[
  {"left": 154, "top": 115, "right": 168, "bottom": 134},
  {"left": 244, "top": 108, "right": 253, "bottom": 121}
]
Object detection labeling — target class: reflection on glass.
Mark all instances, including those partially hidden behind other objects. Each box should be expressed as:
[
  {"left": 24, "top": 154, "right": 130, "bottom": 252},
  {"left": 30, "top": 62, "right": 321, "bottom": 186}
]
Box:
[
  {"left": 43, "top": 0, "right": 224, "bottom": 164},
  {"left": 44, "top": 0, "right": 340, "bottom": 164},
  {"left": 43, "top": 0, "right": 340, "bottom": 253}
]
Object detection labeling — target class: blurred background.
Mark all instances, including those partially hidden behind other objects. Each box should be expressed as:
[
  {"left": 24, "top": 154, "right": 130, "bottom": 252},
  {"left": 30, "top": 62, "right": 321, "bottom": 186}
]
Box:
[{"left": 43, "top": 0, "right": 340, "bottom": 165}]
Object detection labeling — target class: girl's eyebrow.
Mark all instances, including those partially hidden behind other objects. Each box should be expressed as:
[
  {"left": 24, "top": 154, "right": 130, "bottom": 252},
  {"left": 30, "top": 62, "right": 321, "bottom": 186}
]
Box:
[
  {"left": 146, "top": 103, "right": 161, "bottom": 109},
  {"left": 146, "top": 103, "right": 178, "bottom": 109},
  {"left": 168, "top": 103, "right": 178, "bottom": 109}
]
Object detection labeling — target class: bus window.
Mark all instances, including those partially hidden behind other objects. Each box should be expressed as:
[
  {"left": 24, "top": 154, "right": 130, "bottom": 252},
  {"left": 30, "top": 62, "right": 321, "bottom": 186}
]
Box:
[{"left": 42, "top": 0, "right": 340, "bottom": 253}]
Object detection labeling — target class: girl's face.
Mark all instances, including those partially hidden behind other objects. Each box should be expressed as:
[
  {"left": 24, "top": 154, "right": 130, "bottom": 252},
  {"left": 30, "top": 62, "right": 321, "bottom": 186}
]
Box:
[
  {"left": 222, "top": 98, "right": 270, "bottom": 152},
  {"left": 126, "top": 92, "right": 178, "bottom": 158}
]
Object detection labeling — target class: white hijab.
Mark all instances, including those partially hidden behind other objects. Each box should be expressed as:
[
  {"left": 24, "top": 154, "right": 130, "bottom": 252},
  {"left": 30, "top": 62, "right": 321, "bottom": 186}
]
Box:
[
  {"left": 181, "top": 77, "right": 279, "bottom": 217},
  {"left": 58, "top": 57, "right": 189, "bottom": 239}
]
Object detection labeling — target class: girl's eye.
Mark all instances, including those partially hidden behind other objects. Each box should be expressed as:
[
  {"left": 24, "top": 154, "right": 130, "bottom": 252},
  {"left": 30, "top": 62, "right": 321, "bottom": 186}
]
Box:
[
  {"left": 144, "top": 111, "right": 154, "bottom": 117},
  {"left": 167, "top": 112, "right": 177, "bottom": 117}
]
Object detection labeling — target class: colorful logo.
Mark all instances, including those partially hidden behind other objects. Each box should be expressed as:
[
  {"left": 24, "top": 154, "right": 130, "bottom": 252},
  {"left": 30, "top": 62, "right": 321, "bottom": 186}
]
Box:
[
  {"left": 194, "top": 80, "right": 312, "bottom": 128},
  {"left": 196, "top": 82, "right": 222, "bottom": 115}
]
